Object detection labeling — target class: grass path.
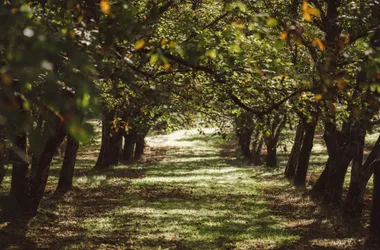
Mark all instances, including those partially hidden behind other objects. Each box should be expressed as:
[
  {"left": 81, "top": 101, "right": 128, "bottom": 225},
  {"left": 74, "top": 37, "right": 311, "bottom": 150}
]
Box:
[
  {"left": 0, "top": 129, "right": 295, "bottom": 249},
  {"left": 2, "top": 129, "right": 373, "bottom": 249}
]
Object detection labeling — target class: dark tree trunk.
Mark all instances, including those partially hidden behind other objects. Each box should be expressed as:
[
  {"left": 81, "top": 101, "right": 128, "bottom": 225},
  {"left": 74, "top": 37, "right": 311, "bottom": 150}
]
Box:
[
  {"left": 134, "top": 128, "right": 150, "bottom": 160},
  {"left": 9, "top": 133, "right": 29, "bottom": 213},
  {"left": 265, "top": 140, "right": 277, "bottom": 167},
  {"left": 56, "top": 135, "right": 79, "bottom": 191},
  {"left": 323, "top": 124, "right": 355, "bottom": 203},
  {"left": 285, "top": 121, "right": 304, "bottom": 179},
  {"left": 294, "top": 121, "right": 316, "bottom": 186},
  {"left": 311, "top": 121, "right": 343, "bottom": 196},
  {"left": 0, "top": 130, "right": 5, "bottom": 186},
  {"left": 370, "top": 161, "right": 380, "bottom": 237},
  {"left": 239, "top": 131, "right": 253, "bottom": 159},
  {"left": 345, "top": 134, "right": 380, "bottom": 218},
  {"left": 94, "top": 111, "right": 115, "bottom": 169},
  {"left": 311, "top": 159, "right": 330, "bottom": 195},
  {"left": 28, "top": 116, "right": 67, "bottom": 215},
  {"left": 253, "top": 136, "right": 264, "bottom": 165},
  {"left": 235, "top": 112, "right": 254, "bottom": 160},
  {"left": 109, "top": 130, "right": 123, "bottom": 166},
  {"left": 122, "top": 129, "right": 137, "bottom": 164}
]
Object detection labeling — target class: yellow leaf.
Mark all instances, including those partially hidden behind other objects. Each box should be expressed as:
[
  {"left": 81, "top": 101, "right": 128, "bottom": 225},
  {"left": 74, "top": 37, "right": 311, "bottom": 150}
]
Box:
[
  {"left": 315, "top": 94, "right": 322, "bottom": 101},
  {"left": 303, "top": 12, "right": 312, "bottom": 22},
  {"left": 312, "top": 39, "right": 325, "bottom": 50},
  {"left": 135, "top": 40, "right": 145, "bottom": 50},
  {"left": 164, "top": 63, "right": 171, "bottom": 72},
  {"left": 100, "top": 0, "right": 111, "bottom": 15},
  {"left": 307, "top": 7, "right": 320, "bottom": 17},
  {"left": 280, "top": 31, "right": 288, "bottom": 40},
  {"left": 302, "top": 1, "right": 309, "bottom": 11}
]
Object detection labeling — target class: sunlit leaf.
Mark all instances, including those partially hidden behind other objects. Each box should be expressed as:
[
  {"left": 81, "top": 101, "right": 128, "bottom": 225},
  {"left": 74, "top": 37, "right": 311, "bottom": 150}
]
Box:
[
  {"left": 206, "top": 49, "right": 217, "bottom": 59},
  {"left": 315, "top": 94, "right": 323, "bottom": 101},
  {"left": 280, "top": 31, "right": 288, "bottom": 40},
  {"left": 100, "top": 0, "right": 111, "bottom": 15},
  {"left": 266, "top": 18, "right": 278, "bottom": 27},
  {"left": 312, "top": 39, "right": 325, "bottom": 50},
  {"left": 164, "top": 63, "right": 171, "bottom": 72},
  {"left": 135, "top": 40, "right": 145, "bottom": 50}
]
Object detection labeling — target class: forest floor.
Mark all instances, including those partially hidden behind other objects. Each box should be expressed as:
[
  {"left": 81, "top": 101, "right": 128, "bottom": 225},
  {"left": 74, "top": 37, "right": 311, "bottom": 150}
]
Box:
[{"left": 0, "top": 129, "right": 377, "bottom": 249}]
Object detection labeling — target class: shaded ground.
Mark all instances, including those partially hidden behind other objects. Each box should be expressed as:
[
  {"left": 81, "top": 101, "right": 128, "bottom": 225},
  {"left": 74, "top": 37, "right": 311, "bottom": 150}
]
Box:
[{"left": 0, "top": 129, "right": 376, "bottom": 249}]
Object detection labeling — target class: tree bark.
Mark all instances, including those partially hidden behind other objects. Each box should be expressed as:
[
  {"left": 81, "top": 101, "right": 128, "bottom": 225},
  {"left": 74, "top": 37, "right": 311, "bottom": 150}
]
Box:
[
  {"left": 370, "top": 160, "right": 380, "bottom": 236},
  {"left": 94, "top": 110, "right": 115, "bottom": 169},
  {"left": 134, "top": 128, "right": 150, "bottom": 160},
  {"left": 0, "top": 129, "right": 6, "bottom": 186},
  {"left": 293, "top": 121, "right": 316, "bottom": 186},
  {"left": 56, "top": 135, "right": 79, "bottom": 191},
  {"left": 285, "top": 121, "right": 304, "bottom": 179},
  {"left": 28, "top": 115, "right": 67, "bottom": 215},
  {"left": 122, "top": 129, "right": 137, "bottom": 164},
  {"left": 345, "top": 134, "right": 380, "bottom": 218},
  {"left": 265, "top": 140, "right": 277, "bottom": 167},
  {"left": 109, "top": 130, "right": 123, "bottom": 166},
  {"left": 9, "top": 132, "right": 29, "bottom": 213}
]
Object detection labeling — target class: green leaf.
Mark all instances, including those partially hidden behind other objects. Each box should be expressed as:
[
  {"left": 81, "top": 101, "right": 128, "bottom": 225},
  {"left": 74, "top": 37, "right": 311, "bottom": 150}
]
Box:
[{"left": 266, "top": 18, "right": 278, "bottom": 27}]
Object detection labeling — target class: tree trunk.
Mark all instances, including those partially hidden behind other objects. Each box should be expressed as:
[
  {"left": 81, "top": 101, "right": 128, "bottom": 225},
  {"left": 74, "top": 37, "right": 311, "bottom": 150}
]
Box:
[
  {"left": 253, "top": 137, "right": 264, "bottom": 165},
  {"left": 122, "top": 129, "right": 137, "bottom": 164},
  {"left": 28, "top": 116, "right": 67, "bottom": 215},
  {"left": 293, "top": 121, "right": 316, "bottom": 186},
  {"left": 345, "top": 134, "right": 380, "bottom": 218},
  {"left": 134, "top": 128, "right": 150, "bottom": 160},
  {"left": 370, "top": 160, "right": 380, "bottom": 237},
  {"left": 109, "top": 130, "right": 123, "bottom": 166},
  {"left": 265, "top": 140, "right": 277, "bottom": 167},
  {"left": 56, "top": 135, "right": 79, "bottom": 192},
  {"left": 94, "top": 111, "right": 114, "bottom": 169},
  {"left": 0, "top": 130, "right": 6, "bottom": 186},
  {"left": 323, "top": 125, "right": 355, "bottom": 203},
  {"left": 235, "top": 112, "right": 254, "bottom": 160},
  {"left": 311, "top": 119, "right": 348, "bottom": 198},
  {"left": 285, "top": 121, "right": 304, "bottom": 179},
  {"left": 9, "top": 132, "right": 29, "bottom": 215}
]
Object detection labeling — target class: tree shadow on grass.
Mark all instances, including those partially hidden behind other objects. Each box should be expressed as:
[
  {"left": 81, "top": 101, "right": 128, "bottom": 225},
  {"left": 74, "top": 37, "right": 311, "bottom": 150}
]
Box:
[{"left": 254, "top": 172, "right": 375, "bottom": 250}]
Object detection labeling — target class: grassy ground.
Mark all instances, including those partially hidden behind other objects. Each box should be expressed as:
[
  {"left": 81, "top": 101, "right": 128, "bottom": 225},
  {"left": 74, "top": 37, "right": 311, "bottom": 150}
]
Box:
[{"left": 0, "top": 128, "right": 377, "bottom": 249}]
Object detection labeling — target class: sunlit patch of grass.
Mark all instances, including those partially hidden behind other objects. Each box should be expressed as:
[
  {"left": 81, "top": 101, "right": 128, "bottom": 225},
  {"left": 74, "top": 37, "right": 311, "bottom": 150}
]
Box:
[{"left": 75, "top": 131, "right": 298, "bottom": 249}]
